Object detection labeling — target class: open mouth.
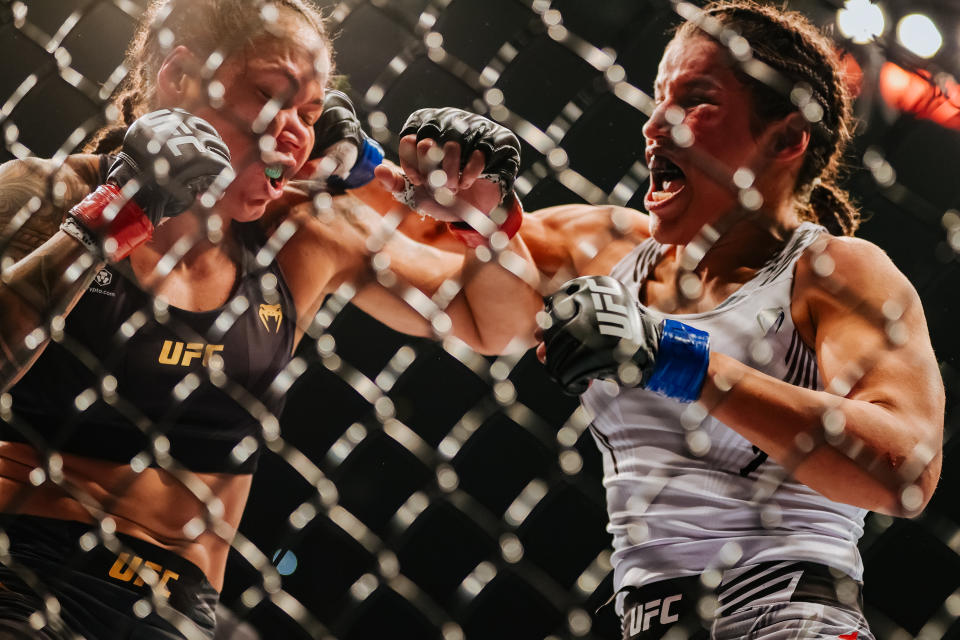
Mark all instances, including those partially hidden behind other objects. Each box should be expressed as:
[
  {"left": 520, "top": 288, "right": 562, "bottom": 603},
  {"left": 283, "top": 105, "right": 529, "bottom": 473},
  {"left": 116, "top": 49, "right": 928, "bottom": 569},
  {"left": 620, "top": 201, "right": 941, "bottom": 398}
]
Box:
[
  {"left": 647, "top": 155, "right": 686, "bottom": 203},
  {"left": 265, "top": 164, "right": 285, "bottom": 191}
]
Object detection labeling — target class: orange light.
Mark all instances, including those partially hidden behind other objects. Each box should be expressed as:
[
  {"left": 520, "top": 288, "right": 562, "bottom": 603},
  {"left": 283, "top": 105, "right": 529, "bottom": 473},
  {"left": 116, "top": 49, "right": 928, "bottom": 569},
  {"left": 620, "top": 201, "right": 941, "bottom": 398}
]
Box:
[{"left": 879, "top": 62, "right": 960, "bottom": 130}]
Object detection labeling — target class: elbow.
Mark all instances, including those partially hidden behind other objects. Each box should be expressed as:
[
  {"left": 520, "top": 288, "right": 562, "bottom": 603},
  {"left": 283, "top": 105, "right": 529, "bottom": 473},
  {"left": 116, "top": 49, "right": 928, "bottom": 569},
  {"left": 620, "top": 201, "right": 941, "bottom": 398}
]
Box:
[
  {"left": 891, "top": 418, "right": 944, "bottom": 517},
  {"left": 867, "top": 447, "right": 942, "bottom": 518},
  {"left": 813, "top": 432, "right": 942, "bottom": 518},
  {"left": 895, "top": 452, "right": 941, "bottom": 518},
  {"left": 469, "top": 298, "right": 542, "bottom": 355},
  {"left": 854, "top": 405, "right": 944, "bottom": 517},
  {"left": 470, "top": 328, "right": 538, "bottom": 356}
]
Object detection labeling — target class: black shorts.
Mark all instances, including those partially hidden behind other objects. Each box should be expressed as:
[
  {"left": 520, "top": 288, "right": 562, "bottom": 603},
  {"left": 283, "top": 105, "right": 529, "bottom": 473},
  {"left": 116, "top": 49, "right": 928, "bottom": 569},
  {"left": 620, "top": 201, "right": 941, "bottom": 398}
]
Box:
[
  {"left": 620, "top": 561, "right": 873, "bottom": 640},
  {"left": 0, "top": 514, "right": 217, "bottom": 640}
]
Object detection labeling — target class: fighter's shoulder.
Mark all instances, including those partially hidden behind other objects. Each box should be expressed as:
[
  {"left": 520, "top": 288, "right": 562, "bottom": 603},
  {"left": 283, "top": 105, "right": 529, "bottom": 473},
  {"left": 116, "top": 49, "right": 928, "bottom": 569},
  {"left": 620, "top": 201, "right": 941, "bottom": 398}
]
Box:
[
  {"left": 794, "top": 233, "right": 916, "bottom": 314},
  {"left": 63, "top": 154, "right": 102, "bottom": 183},
  {"left": 522, "top": 203, "right": 649, "bottom": 260},
  {"left": 523, "top": 204, "right": 649, "bottom": 279},
  {"left": 797, "top": 234, "right": 903, "bottom": 286},
  {"left": 264, "top": 189, "right": 384, "bottom": 266},
  {"left": 0, "top": 153, "right": 100, "bottom": 186},
  {"left": 527, "top": 203, "right": 649, "bottom": 238}
]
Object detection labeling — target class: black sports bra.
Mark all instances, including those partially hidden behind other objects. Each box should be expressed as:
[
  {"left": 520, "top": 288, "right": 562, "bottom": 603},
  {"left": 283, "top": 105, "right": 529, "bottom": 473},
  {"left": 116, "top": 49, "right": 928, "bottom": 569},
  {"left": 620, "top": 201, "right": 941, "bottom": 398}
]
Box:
[{"left": 0, "top": 170, "right": 296, "bottom": 474}]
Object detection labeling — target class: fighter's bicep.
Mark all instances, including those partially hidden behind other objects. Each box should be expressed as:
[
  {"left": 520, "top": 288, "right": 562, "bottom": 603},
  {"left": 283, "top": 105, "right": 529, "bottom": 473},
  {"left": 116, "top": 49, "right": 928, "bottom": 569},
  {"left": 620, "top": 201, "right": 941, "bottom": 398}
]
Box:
[{"left": 802, "top": 237, "right": 941, "bottom": 418}]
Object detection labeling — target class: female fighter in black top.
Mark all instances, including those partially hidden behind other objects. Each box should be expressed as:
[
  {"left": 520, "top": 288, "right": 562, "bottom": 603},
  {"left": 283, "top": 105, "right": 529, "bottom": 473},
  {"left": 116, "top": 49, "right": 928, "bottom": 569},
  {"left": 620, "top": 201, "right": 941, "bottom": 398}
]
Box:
[{"left": 0, "top": 0, "right": 539, "bottom": 637}]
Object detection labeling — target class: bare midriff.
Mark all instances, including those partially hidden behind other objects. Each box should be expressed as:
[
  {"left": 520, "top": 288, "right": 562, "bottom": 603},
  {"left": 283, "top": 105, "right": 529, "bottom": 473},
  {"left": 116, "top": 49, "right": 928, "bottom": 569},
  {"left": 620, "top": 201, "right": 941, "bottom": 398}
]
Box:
[{"left": 0, "top": 441, "right": 251, "bottom": 592}]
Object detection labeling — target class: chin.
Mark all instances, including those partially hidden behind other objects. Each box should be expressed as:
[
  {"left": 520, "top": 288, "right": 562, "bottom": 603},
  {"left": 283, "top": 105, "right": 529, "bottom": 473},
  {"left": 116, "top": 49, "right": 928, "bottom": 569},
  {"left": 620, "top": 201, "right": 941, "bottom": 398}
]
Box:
[
  {"left": 236, "top": 202, "right": 268, "bottom": 223},
  {"left": 649, "top": 216, "right": 694, "bottom": 246},
  {"left": 213, "top": 194, "right": 267, "bottom": 224}
]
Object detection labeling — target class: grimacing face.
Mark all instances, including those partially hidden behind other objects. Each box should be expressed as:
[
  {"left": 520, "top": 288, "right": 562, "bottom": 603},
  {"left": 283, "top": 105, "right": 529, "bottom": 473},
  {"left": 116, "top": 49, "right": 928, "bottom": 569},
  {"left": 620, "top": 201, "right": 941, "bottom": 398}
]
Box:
[
  {"left": 642, "top": 35, "right": 781, "bottom": 245},
  {"left": 188, "top": 13, "right": 328, "bottom": 223}
]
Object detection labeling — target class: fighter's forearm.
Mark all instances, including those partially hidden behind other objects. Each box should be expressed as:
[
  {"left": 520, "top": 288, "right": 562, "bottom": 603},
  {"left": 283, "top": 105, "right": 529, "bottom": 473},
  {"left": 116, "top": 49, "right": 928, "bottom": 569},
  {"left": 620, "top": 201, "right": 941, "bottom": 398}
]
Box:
[
  {"left": 0, "top": 233, "right": 103, "bottom": 390},
  {"left": 0, "top": 156, "right": 100, "bottom": 261},
  {"left": 449, "top": 238, "right": 542, "bottom": 354},
  {"left": 0, "top": 155, "right": 103, "bottom": 390}
]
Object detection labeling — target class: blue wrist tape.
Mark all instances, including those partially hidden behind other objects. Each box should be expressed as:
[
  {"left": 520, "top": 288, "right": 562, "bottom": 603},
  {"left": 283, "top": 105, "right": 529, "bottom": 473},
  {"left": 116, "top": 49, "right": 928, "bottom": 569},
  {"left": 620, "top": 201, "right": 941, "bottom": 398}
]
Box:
[
  {"left": 645, "top": 319, "right": 710, "bottom": 403},
  {"left": 340, "top": 136, "right": 384, "bottom": 190}
]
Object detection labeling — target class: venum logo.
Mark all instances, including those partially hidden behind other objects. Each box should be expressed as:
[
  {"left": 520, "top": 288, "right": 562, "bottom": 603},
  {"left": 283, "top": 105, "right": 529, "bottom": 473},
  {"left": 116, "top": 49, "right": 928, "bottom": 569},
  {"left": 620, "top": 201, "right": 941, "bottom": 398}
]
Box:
[
  {"left": 258, "top": 304, "right": 283, "bottom": 333},
  {"left": 625, "top": 594, "right": 682, "bottom": 635},
  {"left": 94, "top": 269, "right": 112, "bottom": 287},
  {"left": 585, "top": 278, "right": 634, "bottom": 340}
]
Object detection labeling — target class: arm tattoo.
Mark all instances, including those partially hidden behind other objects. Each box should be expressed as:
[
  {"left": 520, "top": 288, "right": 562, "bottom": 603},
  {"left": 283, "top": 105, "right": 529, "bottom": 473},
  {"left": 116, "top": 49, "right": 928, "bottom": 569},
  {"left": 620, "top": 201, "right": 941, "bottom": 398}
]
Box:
[{"left": 0, "top": 156, "right": 100, "bottom": 263}]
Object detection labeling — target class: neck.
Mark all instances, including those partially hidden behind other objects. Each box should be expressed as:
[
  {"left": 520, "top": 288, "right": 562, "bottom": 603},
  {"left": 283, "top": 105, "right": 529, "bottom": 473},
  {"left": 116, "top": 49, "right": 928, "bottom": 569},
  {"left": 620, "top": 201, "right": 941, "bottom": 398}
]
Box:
[
  {"left": 673, "top": 202, "right": 800, "bottom": 281},
  {"left": 130, "top": 210, "right": 239, "bottom": 286},
  {"left": 148, "top": 209, "right": 234, "bottom": 265}
]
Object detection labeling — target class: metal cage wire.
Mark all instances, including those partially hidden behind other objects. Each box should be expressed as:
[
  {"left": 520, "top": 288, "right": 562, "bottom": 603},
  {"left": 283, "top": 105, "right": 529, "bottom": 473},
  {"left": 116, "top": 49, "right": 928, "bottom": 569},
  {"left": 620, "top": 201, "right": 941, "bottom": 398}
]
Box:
[{"left": 0, "top": 0, "right": 958, "bottom": 638}]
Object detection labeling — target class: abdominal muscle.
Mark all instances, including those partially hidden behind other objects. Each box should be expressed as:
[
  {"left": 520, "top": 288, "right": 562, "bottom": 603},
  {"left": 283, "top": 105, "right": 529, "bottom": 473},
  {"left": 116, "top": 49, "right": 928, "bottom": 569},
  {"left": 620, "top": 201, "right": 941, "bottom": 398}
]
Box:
[{"left": 0, "top": 441, "right": 250, "bottom": 592}]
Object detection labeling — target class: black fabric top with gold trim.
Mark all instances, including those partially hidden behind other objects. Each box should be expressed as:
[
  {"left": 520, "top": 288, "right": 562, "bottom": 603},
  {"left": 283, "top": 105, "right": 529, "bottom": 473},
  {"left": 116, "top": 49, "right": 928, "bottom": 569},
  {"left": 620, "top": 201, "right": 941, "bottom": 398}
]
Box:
[{"left": 0, "top": 171, "right": 296, "bottom": 474}]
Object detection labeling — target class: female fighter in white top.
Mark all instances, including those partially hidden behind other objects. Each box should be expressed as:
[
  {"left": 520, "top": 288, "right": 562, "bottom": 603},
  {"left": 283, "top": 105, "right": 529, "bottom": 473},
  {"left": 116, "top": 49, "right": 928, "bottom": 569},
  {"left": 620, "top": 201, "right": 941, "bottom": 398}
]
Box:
[
  {"left": 526, "top": 2, "right": 945, "bottom": 638},
  {"left": 372, "top": 1, "right": 945, "bottom": 638}
]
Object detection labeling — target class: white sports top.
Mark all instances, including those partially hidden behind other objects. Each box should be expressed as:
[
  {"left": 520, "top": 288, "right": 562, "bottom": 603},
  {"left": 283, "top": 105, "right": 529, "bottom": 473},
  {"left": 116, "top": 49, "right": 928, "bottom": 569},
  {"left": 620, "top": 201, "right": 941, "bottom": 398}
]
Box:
[{"left": 580, "top": 222, "right": 867, "bottom": 602}]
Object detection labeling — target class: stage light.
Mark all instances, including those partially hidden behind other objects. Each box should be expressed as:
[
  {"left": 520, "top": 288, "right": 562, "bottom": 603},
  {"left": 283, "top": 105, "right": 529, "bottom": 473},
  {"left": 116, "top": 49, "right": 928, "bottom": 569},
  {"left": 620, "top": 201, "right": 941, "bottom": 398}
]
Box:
[
  {"left": 837, "top": 0, "right": 885, "bottom": 44},
  {"left": 879, "top": 62, "right": 960, "bottom": 130},
  {"left": 897, "top": 13, "right": 942, "bottom": 58}
]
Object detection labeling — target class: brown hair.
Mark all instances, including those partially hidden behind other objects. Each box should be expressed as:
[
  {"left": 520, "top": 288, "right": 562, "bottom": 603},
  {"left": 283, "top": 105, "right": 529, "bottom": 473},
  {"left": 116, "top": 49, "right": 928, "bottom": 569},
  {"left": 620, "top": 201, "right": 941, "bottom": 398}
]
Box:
[
  {"left": 85, "top": 0, "right": 331, "bottom": 154},
  {"left": 676, "top": 0, "right": 859, "bottom": 236}
]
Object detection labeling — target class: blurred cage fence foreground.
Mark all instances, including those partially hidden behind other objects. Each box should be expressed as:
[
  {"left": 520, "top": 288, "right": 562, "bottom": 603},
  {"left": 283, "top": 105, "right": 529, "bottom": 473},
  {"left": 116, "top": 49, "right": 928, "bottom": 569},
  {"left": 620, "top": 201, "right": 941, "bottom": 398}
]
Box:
[{"left": 1, "top": 0, "right": 960, "bottom": 638}]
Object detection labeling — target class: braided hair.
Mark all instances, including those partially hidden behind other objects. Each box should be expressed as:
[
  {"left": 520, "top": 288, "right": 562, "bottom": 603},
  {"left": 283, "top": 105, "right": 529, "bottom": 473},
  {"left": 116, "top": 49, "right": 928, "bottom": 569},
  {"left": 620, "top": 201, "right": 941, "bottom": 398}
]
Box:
[
  {"left": 85, "top": 0, "right": 331, "bottom": 155},
  {"left": 676, "top": 0, "right": 859, "bottom": 236}
]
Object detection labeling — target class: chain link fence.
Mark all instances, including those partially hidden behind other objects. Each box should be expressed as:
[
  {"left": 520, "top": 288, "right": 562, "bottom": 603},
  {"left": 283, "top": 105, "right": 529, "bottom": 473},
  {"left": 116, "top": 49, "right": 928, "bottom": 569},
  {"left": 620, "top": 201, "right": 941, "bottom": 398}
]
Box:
[{"left": 1, "top": 0, "right": 959, "bottom": 638}]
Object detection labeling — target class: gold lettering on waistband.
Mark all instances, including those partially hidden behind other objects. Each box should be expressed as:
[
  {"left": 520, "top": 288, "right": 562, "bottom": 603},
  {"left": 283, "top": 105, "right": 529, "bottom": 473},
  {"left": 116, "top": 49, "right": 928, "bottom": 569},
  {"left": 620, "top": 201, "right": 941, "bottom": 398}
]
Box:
[
  {"left": 108, "top": 553, "right": 142, "bottom": 581},
  {"left": 107, "top": 553, "right": 181, "bottom": 597}
]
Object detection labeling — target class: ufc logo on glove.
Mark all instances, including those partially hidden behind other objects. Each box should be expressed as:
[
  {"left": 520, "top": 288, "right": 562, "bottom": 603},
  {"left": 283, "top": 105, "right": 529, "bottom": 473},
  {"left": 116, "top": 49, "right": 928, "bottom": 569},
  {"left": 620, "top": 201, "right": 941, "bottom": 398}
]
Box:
[
  {"left": 139, "top": 109, "right": 217, "bottom": 157},
  {"left": 586, "top": 277, "right": 636, "bottom": 339}
]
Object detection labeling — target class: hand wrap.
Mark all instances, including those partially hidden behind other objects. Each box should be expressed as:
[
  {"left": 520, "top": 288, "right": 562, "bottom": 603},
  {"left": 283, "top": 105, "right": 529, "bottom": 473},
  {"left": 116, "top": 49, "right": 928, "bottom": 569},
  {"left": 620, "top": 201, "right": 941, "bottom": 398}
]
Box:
[{"left": 541, "top": 276, "right": 710, "bottom": 401}]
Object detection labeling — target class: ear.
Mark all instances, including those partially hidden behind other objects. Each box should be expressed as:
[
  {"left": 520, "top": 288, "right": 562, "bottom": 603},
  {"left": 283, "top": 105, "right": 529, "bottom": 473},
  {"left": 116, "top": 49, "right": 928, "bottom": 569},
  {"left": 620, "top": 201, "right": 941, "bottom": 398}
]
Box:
[
  {"left": 766, "top": 111, "right": 811, "bottom": 163},
  {"left": 155, "top": 46, "right": 205, "bottom": 110}
]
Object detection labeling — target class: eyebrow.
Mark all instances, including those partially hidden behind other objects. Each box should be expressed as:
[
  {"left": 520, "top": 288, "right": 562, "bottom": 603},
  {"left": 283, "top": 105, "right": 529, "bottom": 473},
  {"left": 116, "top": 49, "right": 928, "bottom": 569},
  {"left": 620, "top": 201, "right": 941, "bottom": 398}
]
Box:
[
  {"left": 681, "top": 77, "right": 721, "bottom": 91},
  {"left": 253, "top": 63, "right": 325, "bottom": 106},
  {"left": 655, "top": 75, "right": 722, "bottom": 96}
]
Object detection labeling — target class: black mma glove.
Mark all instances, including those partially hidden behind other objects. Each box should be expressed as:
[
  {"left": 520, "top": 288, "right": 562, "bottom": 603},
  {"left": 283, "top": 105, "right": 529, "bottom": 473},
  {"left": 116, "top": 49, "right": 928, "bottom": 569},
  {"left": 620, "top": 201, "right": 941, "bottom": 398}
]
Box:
[
  {"left": 310, "top": 89, "right": 383, "bottom": 192},
  {"left": 400, "top": 107, "right": 521, "bottom": 192},
  {"left": 398, "top": 107, "right": 523, "bottom": 247},
  {"left": 61, "top": 108, "right": 232, "bottom": 261},
  {"left": 541, "top": 276, "right": 710, "bottom": 401}
]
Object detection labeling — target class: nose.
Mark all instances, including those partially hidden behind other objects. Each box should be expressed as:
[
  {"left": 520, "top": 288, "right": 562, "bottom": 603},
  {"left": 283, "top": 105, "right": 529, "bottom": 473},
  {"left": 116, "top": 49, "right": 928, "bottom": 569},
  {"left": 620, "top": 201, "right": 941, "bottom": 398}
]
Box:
[
  {"left": 642, "top": 100, "right": 671, "bottom": 145},
  {"left": 273, "top": 109, "right": 312, "bottom": 157}
]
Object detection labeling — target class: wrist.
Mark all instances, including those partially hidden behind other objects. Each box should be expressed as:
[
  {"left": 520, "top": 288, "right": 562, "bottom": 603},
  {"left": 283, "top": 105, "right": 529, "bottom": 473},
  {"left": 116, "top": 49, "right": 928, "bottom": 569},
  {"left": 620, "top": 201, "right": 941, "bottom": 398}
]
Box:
[
  {"left": 447, "top": 190, "right": 524, "bottom": 248},
  {"left": 645, "top": 319, "right": 710, "bottom": 402},
  {"left": 342, "top": 136, "right": 384, "bottom": 190},
  {"left": 61, "top": 183, "right": 153, "bottom": 261}
]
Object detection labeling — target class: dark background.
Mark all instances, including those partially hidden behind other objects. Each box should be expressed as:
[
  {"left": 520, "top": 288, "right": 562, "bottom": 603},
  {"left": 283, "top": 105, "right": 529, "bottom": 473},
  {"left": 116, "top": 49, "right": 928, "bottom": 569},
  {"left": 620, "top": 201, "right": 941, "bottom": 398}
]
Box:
[{"left": 4, "top": 0, "right": 960, "bottom": 638}]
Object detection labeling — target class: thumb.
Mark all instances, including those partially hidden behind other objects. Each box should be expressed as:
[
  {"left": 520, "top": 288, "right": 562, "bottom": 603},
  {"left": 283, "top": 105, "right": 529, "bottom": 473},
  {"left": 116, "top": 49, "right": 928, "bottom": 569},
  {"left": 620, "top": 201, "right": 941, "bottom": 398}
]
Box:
[{"left": 374, "top": 164, "right": 406, "bottom": 193}]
